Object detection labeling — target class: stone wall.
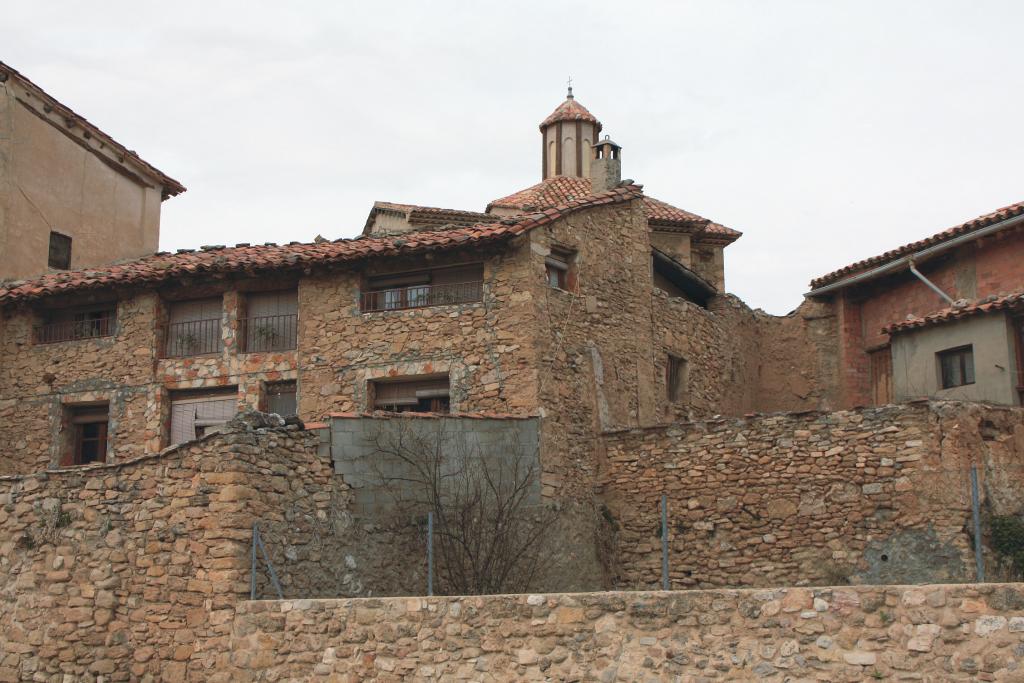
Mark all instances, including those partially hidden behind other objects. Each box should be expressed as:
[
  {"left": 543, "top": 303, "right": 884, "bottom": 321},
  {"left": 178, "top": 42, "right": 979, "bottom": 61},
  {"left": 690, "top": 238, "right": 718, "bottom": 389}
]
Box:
[
  {"left": 599, "top": 401, "right": 1024, "bottom": 590},
  {"left": 226, "top": 583, "right": 1024, "bottom": 681},
  {"left": 0, "top": 413, "right": 347, "bottom": 681}
]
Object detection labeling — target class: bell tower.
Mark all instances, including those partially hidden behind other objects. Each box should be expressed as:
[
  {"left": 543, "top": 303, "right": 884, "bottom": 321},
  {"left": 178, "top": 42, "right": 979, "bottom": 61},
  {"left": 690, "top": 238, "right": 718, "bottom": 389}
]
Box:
[{"left": 539, "top": 86, "right": 602, "bottom": 180}]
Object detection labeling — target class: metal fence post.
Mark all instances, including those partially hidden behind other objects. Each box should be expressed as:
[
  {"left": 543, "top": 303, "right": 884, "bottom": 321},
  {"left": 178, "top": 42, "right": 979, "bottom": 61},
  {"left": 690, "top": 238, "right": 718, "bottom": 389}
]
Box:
[
  {"left": 251, "top": 522, "right": 258, "bottom": 600},
  {"left": 970, "top": 464, "right": 985, "bottom": 582},
  {"left": 427, "top": 511, "right": 434, "bottom": 597},
  {"left": 661, "top": 494, "right": 669, "bottom": 591}
]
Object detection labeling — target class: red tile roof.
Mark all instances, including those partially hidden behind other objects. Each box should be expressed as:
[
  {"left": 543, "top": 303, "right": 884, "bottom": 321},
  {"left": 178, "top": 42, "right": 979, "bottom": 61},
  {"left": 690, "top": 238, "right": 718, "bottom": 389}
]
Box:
[
  {"left": 0, "top": 61, "right": 185, "bottom": 199},
  {"left": 882, "top": 290, "right": 1024, "bottom": 335},
  {"left": 539, "top": 94, "right": 601, "bottom": 131},
  {"left": 0, "top": 185, "right": 645, "bottom": 305},
  {"left": 810, "top": 200, "right": 1024, "bottom": 290},
  {"left": 487, "top": 176, "right": 741, "bottom": 242}
]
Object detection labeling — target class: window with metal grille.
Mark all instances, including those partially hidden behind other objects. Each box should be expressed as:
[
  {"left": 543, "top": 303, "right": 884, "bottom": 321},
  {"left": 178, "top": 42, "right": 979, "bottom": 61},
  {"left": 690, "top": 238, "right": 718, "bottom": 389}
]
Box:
[
  {"left": 168, "top": 389, "right": 238, "bottom": 445},
  {"left": 242, "top": 290, "right": 298, "bottom": 352},
  {"left": 34, "top": 305, "right": 116, "bottom": 344},
  {"left": 371, "top": 375, "right": 450, "bottom": 413},
  {"left": 62, "top": 404, "right": 109, "bottom": 466},
  {"left": 48, "top": 232, "right": 72, "bottom": 270},
  {"left": 361, "top": 265, "right": 483, "bottom": 313},
  {"left": 265, "top": 381, "right": 297, "bottom": 417},
  {"left": 938, "top": 345, "right": 975, "bottom": 389},
  {"left": 164, "top": 298, "right": 224, "bottom": 357}
]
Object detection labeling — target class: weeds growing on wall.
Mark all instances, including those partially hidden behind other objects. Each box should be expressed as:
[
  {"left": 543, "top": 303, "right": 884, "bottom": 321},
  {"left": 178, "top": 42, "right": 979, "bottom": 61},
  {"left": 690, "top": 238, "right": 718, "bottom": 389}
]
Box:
[{"left": 989, "top": 513, "right": 1024, "bottom": 579}]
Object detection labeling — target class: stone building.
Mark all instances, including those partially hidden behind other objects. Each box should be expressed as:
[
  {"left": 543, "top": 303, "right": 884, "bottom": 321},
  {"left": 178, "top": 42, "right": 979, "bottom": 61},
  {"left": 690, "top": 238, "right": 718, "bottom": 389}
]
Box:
[
  {"left": 0, "top": 91, "right": 834, "bottom": 495},
  {"left": 0, "top": 61, "right": 185, "bottom": 281},
  {"left": 806, "top": 200, "right": 1024, "bottom": 407}
]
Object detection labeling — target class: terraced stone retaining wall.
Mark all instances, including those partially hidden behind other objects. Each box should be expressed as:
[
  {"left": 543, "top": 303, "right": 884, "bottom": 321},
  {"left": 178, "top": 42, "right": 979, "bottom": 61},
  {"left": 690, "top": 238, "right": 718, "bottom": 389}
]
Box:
[{"left": 226, "top": 583, "right": 1024, "bottom": 681}]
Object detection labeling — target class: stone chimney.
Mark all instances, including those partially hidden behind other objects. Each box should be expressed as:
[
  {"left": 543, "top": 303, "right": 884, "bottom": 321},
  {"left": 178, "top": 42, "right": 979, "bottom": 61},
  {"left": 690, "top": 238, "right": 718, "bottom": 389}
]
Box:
[{"left": 590, "top": 135, "right": 622, "bottom": 193}]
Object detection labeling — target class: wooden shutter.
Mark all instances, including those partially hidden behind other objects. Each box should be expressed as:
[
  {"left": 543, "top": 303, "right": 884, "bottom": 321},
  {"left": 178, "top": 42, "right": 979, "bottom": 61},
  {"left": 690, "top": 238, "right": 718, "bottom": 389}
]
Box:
[
  {"left": 169, "top": 391, "right": 238, "bottom": 445},
  {"left": 169, "top": 298, "right": 222, "bottom": 324},
  {"left": 246, "top": 291, "right": 297, "bottom": 318}
]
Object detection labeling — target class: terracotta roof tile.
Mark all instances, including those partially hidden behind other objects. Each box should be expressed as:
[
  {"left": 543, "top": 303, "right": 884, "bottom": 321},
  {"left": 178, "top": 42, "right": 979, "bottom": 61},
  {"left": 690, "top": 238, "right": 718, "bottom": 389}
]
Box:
[
  {"left": 0, "top": 185, "right": 644, "bottom": 305},
  {"left": 539, "top": 95, "right": 601, "bottom": 131},
  {"left": 487, "top": 176, "right": 741, "bottom": 242},
  {"left": 883, "top": 290, "right": 1024, "bottom": 335},
  {"left": 811, "top": 200, "right": 1024, "bottom": 290}
]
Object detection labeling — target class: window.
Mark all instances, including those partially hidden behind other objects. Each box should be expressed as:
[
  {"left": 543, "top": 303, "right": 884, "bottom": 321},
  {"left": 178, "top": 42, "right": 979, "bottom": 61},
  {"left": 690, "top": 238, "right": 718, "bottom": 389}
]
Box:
[
  {"left": 63, "top": 404, "right": 109, "bottom": 466},
  {"left": 48, "top": 232, "right": 72, "bottom": 270},
  {"left": 371, "top": 375, "right": 450, "bottom": 413},
  {"left": 169, "top": 389, "right": 238, "bottom": 445},
  {"left": 545, "top": 247, "right": 575, "bottom": 290},
  {"left": 938, "top": 345, "right": 975, "bottom": 389},
  {"left": 361, "top": 265, "right": 483, "bottom": 312},
  {"left": 34, "top": 305, "right": 116, "bottom": 344},
  {"left": 265, "top": 381, "right": 297, "bottom": 417},
  {"left": 667, "top": 355, "right": 688, "bottom": 403},
  {"left": 164, "top": 298, "right": 223, "bottom": 357},
  {"left": 242, "top": 290, "right": 298, "bottom": 352}
]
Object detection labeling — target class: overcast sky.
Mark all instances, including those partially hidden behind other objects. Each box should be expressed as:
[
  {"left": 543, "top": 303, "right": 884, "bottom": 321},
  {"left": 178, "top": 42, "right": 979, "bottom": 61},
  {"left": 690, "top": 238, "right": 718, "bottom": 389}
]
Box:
[{"left": 4, "top": 1, "right": 1021, "bottom": 314}]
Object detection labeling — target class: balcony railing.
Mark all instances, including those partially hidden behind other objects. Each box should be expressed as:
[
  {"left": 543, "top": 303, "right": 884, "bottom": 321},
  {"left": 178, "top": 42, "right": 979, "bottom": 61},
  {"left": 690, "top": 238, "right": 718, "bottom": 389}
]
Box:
[
  {"left": 34, "top": 317, "right": 115, "bottom": 344},
  {"left": 163, "top": 318, "right": 223, "bottom": 357},
  {"left": 240, "top": 314, "right": 297, "bottom": 353},
  {"left": 360, "top": 281, "right": 483, "bottom": 313}
]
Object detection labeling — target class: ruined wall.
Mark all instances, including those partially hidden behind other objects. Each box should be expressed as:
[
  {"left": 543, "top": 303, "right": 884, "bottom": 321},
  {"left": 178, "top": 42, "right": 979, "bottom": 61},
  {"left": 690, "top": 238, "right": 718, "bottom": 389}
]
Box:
[
  {"left": 599, "top": 401, "right": 1024, "bottom": 590},
  {"left": 652, "top": 293, "right": 839, "bottom": 422},
  {"left": 227, "top": 583, "right": 1024, "bottom": 681},
  {"left": 527, "top": 200, "right": 660, "bottom": 498}
]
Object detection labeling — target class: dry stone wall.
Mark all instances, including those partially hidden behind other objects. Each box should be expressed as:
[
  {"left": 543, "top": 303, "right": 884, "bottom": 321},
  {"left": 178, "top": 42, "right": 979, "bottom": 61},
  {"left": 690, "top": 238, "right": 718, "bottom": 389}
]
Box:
[
  {"left": 0, "top": 413, "right": 348, "bottom": 681},
  {"left": 227, "top": 583, "right": 1024, "bottom": 682},
  {"left": 600, "top": 401, "right": 1024, "bottom": 590}
]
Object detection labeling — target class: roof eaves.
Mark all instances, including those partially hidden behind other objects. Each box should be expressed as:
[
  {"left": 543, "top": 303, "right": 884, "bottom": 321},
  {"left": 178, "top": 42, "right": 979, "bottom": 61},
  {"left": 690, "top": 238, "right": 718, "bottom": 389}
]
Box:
[
  {"left": 0, "top": 61, "right": 186, "bottom": 199},
  {"left": 810, "top": 200, "right": 1024, "bottom": 290}
]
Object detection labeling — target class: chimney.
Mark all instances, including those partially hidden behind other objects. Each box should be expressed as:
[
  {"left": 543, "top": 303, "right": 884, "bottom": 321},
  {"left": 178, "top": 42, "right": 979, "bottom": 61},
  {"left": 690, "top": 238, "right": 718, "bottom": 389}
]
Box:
[{"left": 590, "top": 135, "right": 622, "bottom": 193}]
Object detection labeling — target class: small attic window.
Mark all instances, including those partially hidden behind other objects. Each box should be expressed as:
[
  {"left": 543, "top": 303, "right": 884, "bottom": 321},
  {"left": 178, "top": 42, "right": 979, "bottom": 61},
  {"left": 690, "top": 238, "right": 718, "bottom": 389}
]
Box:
[{"left": 48, "top": 232, "right": 72, "bottom": 270}]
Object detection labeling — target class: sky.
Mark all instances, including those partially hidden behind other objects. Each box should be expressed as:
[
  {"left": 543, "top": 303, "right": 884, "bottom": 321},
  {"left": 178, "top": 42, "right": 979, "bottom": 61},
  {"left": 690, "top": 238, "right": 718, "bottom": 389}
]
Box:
[{"left": 4, "top": 1, "right": 1022, "bottom": 314}]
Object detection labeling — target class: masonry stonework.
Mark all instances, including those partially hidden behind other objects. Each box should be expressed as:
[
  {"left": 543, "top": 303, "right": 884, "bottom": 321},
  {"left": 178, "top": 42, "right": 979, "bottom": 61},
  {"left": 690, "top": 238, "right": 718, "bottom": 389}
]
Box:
[
  {"left": 600, "top": 401, "right": 1024, "bottom": 590},
  {"left": 227, "top": 584, "right": 1024, "bottom": 681}
]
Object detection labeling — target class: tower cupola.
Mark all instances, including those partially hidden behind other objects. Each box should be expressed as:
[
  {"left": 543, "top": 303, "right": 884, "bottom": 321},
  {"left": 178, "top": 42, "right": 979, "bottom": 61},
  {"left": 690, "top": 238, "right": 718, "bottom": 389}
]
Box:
[{"left": 539, "top": 87, "right": 602, "bottom": 180}]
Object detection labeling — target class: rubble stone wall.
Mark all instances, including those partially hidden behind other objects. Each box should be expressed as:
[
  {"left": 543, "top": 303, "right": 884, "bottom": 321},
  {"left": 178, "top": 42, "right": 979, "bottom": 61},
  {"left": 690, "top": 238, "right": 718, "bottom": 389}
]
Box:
[
  {"left": 0, "top": 414, "right": 345, "bottom": 681},
  {"left": 226, "top": 583, "right": 1024, "bottom": 682},
  {"left": 599, "top": 401, "right": 1024, "bottom": 590}
]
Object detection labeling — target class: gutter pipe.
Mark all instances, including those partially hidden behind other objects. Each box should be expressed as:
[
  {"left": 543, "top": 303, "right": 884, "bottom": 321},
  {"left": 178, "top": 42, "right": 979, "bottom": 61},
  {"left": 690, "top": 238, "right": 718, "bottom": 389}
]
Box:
[{"left": 805, "top": 212, "right": 1024, "bottom": 298}]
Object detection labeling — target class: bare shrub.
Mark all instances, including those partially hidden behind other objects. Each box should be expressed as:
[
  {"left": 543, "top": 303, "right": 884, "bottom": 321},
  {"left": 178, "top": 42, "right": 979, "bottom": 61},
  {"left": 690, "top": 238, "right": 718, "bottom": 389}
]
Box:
[{"left": 367, "top": 417, "right": 555, "bottom": 595}]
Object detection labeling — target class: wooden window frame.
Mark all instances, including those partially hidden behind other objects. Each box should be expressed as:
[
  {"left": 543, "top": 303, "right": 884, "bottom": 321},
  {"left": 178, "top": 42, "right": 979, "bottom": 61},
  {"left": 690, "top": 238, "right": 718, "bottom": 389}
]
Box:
[
  {"left": 545, "top": 246, "right": 575, "bottom": 291},
  {"left": 264, "top": 380, "right": 298, "bottom": 417},
  {"left": 937, "top": 345, "right": 975, "bottom": 389},
  {"left": 63, "top": 404, "right": 109, "bottom": 466},
  {"left": 370, "top": 375, "right": 451, "bottom": 414}
]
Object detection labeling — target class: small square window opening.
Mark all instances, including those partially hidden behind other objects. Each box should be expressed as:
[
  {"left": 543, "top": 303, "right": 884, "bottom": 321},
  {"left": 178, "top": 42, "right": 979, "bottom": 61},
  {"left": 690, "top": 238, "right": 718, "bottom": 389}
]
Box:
[
  {"left": 938, "top": 345, "right": 975, "bottom": 389},
  {"left": 48, "top": 232, "right": 72, "bottom": 270}
]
